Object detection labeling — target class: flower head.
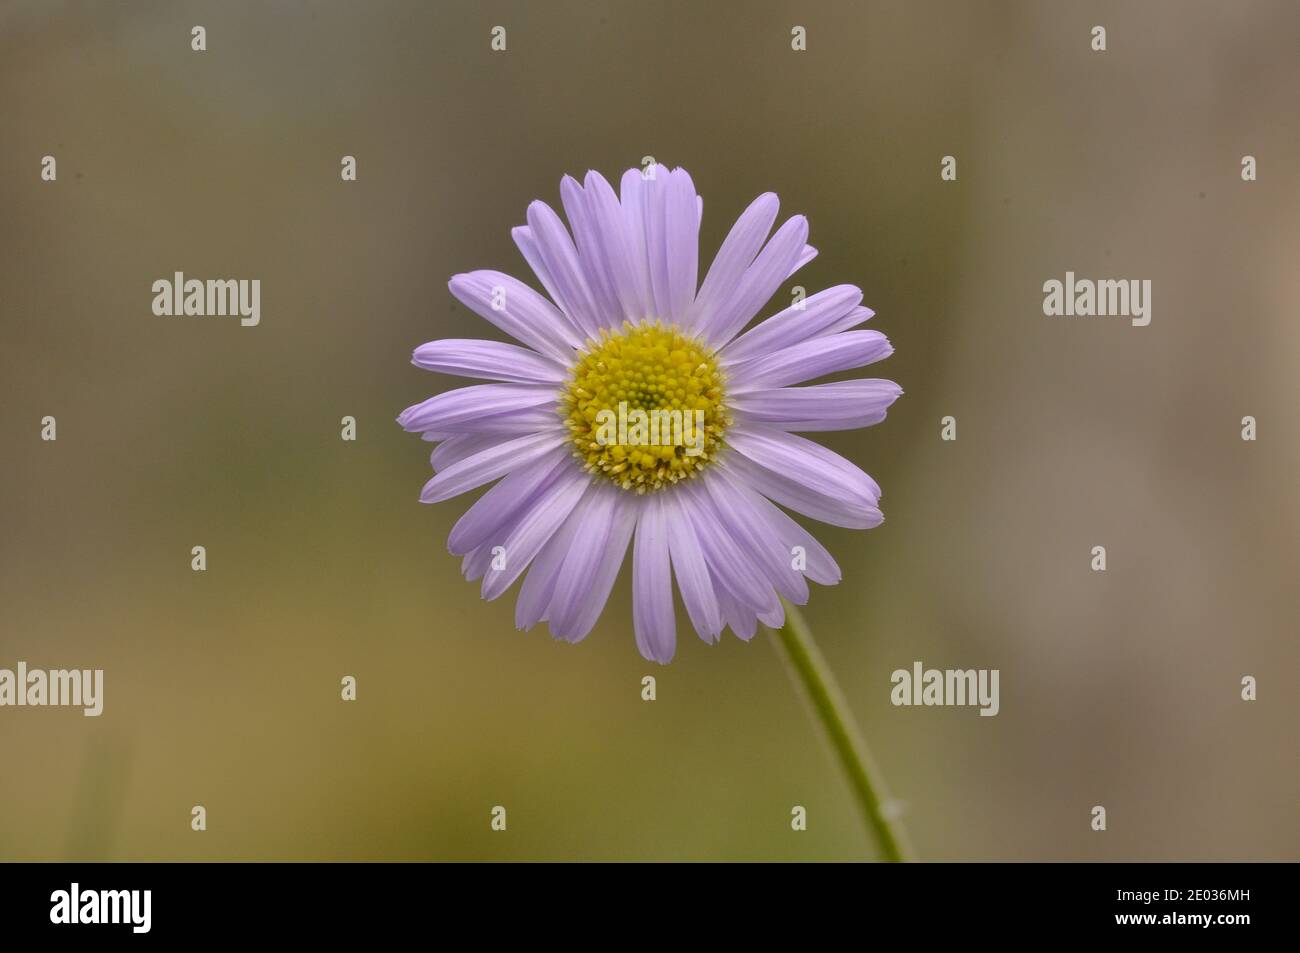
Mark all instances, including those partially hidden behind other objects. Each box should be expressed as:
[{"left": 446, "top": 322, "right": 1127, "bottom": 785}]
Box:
[{"left": 400, "top": 166, "right": 900, "bottom": 663}]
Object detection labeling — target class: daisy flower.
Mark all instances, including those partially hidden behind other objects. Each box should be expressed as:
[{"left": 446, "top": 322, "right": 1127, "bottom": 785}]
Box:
[{"left": 399, "top": 165, "right": 900, "bottom": 663}]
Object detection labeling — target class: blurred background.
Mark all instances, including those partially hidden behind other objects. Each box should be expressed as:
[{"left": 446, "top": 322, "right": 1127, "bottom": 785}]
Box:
[{"left": 1, "top": 0, "right": 1297, "bottom": 861}]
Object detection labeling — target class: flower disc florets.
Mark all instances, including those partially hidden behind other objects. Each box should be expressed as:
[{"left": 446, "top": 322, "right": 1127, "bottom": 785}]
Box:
[{"left": 561, "top": 321, "right": 728, "bottom": 492}]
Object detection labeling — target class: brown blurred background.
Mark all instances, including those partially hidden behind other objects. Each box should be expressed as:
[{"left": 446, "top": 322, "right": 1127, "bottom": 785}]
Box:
[{"left": 1, "top": 0, "right": 1296, "bottom": 861}]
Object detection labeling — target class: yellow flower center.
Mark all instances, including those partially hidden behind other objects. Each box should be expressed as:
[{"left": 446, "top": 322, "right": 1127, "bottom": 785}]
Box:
[{"left": 560, "top": 321, "right": 728, "bottom": 493}]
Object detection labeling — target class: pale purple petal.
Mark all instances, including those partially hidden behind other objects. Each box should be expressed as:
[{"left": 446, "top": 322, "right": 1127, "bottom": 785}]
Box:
[
  {"left": 429, "top": 433, "right": 501, "bottom": 472},
  {"left": 413, "top": 339, "right": 567, "bottom": 384},
  {"left": 640, "top": 170, "right": 674, "bottom": 321},
  {"left": 559, "top": 175, "right": 623, "bottom": 328},
  {"left": 702, "top": 470, "right": 808, "bottom": 605},
  {"left": 724, "top": 428, "right": 882, "bottom": 529},
  {"left": 462, "top": 543, "right": 495, "bottom": 582},
  {"left": 679, "top": 483, "right": 780, "bottom": 616},
  {"left": 480, "top": 467, "right": 592, "bottom": 600},
  {"left": 687, "top": 192, "right": 778, "bottom": 332},
  {"left": 632, "top": 495, "right": 676, "bottom": 663},
  {"left": 725, "top": 474, "right": 842, "bottom": 587},
  {"left": 727, "top": 330, "right": 892, "bottom": 391},
  {"left": 548, "top": 487, "right": 637, "bottom": 642},
  {"left": 510, "top": 226, "right": 566, "bottom": 325},
  {"left": 702, "top": 215, "right": 809, "bottom": 347},
  {"left": 514, "top": 504, "right": 583, "bottom": 631},
  {"left": 665, "top": 497, "right": 723, "bottom": 643},
  {"left": 620, "top": 169, "right": 656, "bottom": 321},
  {"left": 544, "top": 486, "right": 617, "bottom": 633},
  {"left": 730, "top": 425, "right": 881, "bottom": 501},
  {"left": 720, "top": 285, "right": 863, "bottom": 365},
  {"left": 723, "top": 455, "right": 878, "bottom": 529},
  {"left": 715, "top": 581, "right": 758, "bottom": 642},
  {"left": 552, "top": 497, "right": 636, "bottom": 640},
  {"left": 585, "top": 170, "right": 650, "bottom": 320},
  {"left": 822, "top": 305, "right": 875, "bottom": 337},
  {"left": 448, "top": 271, "right": 580, "bottom": 362},
  {"left": 791, "top": 243, "right": 817, "bottom": 275},
  {"left": 397, "top": 382, "right": 556, "bottom": 433},
  {"left": 420, "top": 430, "right": 568, "bottom": 504},
  {"left": 525, "top": 201, "right": 602, "bottom": 339},
  {"left": 663, "top": 168, "right": 700, "bottom": 323},
  {"left": 433, "top": 408, "right": 562, "bottom": 436},
  {"left": 729, "top": 379, "right": 903, "bottom": 431},
  {"left": 447, "top": 447, "right": 570, "bottom": 555}
]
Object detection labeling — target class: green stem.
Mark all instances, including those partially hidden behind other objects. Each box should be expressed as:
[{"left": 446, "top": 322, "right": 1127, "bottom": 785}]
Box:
[{"left": 767, "top": 599, "right": 915, "bottom": 862}]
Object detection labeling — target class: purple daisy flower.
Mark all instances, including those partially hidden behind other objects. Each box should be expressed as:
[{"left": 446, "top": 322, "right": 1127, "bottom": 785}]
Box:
[{"left": 400, "top": 165, "right": 900, "bottom": 663}]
